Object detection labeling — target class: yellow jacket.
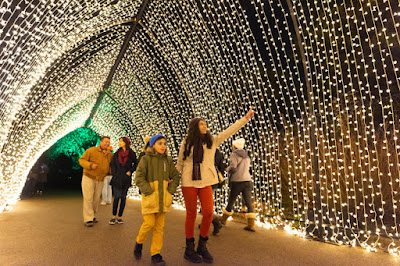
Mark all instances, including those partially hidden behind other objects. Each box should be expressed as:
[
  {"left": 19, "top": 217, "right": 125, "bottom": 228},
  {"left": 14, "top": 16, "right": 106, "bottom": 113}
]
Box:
[{"left": 79, "top": 146, "right": 113, "bottom": 181}]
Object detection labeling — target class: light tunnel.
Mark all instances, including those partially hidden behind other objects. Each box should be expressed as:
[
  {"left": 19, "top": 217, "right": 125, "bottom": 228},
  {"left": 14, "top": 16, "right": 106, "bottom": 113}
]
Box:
[{"left": 1, "top": 0, "right": 400, "bottom": 255}]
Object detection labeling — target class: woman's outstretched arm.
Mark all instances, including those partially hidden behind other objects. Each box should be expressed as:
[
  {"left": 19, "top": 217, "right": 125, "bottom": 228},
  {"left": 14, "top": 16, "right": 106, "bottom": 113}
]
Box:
[{"left": 214, "top": 106, "right": 255, "bottom": 147}]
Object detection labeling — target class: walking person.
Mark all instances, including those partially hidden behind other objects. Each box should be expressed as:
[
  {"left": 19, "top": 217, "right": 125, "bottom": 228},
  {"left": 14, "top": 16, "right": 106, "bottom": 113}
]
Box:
[
  {"left": 133, "top": 135, "right": 180, "bottom": 265},
  {"left": 24, "top": 168, "right": 38, "bottom": 198},
  {"left": 210, "top": 149, "right": 226, "bottom": 235},
  {"left": 138, "top": 136, "right": 150, "bottom": 162},
  {"left": 177, "top": 106, "right": 255, "bottom": 263},
  {"left": 79, "top": 136, "right": 113, "bottom": 227},
  {"left": 220, "top": 138, "right": 256, "bottom": 232},
  {"left": 199, "top": 149, "right": 226, "bottom": 235},
  {"left": 101, "top": 146, "right": 114, "bottom": 205},
  {"left": 36, "top": 162, "right": 49, "bottom": 195},
  {"left": 109, "top": 137, "right": 137, "bottom": 225}
]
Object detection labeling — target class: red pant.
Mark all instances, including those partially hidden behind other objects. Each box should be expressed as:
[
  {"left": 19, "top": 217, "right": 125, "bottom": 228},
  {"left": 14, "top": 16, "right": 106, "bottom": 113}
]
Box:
[{"left": 182, "top": 186, "right": 214, "bottom": 238}]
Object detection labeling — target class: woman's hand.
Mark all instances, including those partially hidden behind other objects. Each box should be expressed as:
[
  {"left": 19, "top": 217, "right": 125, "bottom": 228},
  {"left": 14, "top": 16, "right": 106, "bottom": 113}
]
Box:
[
  {"left": 126, "top": 171, "right": 131, "bottom": 176},
  {"left": 245, "top": 106, "right": 255, "bottom": 120}
]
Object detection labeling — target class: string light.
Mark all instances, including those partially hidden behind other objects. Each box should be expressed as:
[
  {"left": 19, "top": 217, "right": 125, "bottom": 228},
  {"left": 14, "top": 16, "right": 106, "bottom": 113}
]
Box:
[{"left": 0, "top": 0, "right": 399, "bottom": 256}]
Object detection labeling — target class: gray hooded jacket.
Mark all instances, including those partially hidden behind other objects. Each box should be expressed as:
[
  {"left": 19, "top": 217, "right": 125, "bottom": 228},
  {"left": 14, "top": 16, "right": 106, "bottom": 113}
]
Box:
[{"left": 228, "top": 149, "right": 251, "bottom": 182}]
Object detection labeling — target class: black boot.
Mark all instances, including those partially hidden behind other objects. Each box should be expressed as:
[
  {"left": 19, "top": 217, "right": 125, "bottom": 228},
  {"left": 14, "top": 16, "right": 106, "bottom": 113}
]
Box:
[
  {"left": 212, "top": 215, "right": 222, "bottom": 235},
  {"left": 151, "top": 254, "right": 166, "bottom": 265},
  {"left": 134, "top": 242, "right": 142, "bottom": 260},
  {"left": 184, "top": 238, "right": 202, "bottom": 263},
  {"left": 197, "top": 236, "right": 213, "bottom": 263}
]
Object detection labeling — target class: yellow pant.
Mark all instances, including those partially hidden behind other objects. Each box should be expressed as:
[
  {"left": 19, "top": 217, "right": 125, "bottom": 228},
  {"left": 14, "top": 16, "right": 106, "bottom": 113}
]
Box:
[{"left": 136, "top": 213, "right": 166, "bottom": 256}]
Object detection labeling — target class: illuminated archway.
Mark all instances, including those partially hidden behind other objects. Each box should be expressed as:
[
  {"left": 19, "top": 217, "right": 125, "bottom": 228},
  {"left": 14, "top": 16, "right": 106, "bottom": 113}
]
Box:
[{"left": 1, "top": 0, "right": 400, "bottom": 255}]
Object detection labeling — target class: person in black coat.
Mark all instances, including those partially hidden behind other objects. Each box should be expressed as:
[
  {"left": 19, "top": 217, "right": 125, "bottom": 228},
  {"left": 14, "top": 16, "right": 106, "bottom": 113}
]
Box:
[
  {"left": 211, "top": 149, "right": 226, "bottom": 234},
  {"left": 109, "top": 137, "right": 137, "bottom": 225},
  {"left": 213, "top": 149, "right": 227, "bottom": 190},
  {"left": 199, "top": 149, "right": 226, "bottom": 235}
]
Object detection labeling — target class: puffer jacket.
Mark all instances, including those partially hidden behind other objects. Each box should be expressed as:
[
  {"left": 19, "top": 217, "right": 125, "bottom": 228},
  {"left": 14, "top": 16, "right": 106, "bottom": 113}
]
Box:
[
  {"left": 228, "top": 149, "right": 251, "bottom": 182},
  {"left": 135, "top": 147, "right": 180, "bottom": 215}
]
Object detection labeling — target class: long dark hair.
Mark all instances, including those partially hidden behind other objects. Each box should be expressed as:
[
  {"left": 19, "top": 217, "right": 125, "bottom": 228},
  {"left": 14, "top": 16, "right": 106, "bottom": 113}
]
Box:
[
  {"left": 117, "top": 137, "right": 133, "bottom": 155},
  {"left": 183, "top": 120, "right": 213, "bottom": 160}
]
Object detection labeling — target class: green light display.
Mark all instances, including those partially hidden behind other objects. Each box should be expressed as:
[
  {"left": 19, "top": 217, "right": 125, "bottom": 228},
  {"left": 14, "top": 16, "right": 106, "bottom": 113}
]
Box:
[{"left": 46, "top": 127, "right": 100, "bottom": 171}]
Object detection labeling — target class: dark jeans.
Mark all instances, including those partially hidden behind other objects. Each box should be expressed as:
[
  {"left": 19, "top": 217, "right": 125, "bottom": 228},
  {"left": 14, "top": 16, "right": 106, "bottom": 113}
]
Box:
[
  {"left": 226, "top": 181, "right": 254, "bottom": 213},
  {"left": 112, "top": 187, "right": 129, "bottom": 217}
]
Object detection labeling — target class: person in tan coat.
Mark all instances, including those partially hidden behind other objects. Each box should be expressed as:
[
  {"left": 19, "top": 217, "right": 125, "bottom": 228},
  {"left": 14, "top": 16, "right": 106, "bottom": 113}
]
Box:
[{"left": 79, "top": 136, "right": 113, "bottom": 227}]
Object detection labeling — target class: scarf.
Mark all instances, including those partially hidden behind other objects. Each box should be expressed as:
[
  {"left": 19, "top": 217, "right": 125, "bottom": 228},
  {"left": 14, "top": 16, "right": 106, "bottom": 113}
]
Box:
[
  {"left": 118, "top": 149, "right": 130, "bottom": 167},
  {"left": 192, "top": 134, "right": 206, "bottom": 181}
]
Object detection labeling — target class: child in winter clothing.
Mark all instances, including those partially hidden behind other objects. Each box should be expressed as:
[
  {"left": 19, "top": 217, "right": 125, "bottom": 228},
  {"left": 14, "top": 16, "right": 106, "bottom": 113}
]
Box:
[
  {"left": 138, "top": 135, "right": 151, "bottom": 163},
  {"left": 133, "top": 135, "right": 180, "bottom": 266},
  {"left": 220, "top": 138, "right": 256, "bottom": 232},
  {"left": 101, "top": 146, "right": 114, "bottom": 205}
]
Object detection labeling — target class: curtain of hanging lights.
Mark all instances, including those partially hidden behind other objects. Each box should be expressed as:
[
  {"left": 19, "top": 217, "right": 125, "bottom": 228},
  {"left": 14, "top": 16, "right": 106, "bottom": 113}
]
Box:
[{"left": 1, "top": 0, "right": 400, "bottom": 256}]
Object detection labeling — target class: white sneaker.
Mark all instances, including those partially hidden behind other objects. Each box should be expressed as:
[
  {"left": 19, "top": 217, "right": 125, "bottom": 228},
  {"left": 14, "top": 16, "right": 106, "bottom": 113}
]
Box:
[{"left": 100, "top": 202, "right": 106, "bottom": 205}]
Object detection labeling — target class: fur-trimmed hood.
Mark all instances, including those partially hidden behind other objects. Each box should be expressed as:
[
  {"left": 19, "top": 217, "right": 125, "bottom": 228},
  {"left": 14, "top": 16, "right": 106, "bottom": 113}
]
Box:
[
  {"left": 135, "top": 147, "right": 180, "bottom": 215},
  {"left": 145, "top": 146, "right": 169, "bottom": 156}
]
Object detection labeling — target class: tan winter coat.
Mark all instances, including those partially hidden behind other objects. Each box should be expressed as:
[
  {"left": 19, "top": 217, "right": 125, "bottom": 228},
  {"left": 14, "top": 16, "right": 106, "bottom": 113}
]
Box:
[
  {"left": 79, "top": 146, "right": 113, "bottom": 181},
  {"left": 176, "top": 117, "right": 249, "bottom": 188}
]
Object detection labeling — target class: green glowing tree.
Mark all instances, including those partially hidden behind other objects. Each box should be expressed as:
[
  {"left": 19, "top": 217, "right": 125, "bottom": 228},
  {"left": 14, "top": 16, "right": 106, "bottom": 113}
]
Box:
[{"left": 46, "top": 127, "right": 100, "bottom": 170}]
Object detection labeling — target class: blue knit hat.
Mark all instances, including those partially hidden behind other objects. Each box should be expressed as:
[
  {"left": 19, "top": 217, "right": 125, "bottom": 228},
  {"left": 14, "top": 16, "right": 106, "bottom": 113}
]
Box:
[{"left": 149, "top": 134, "right": 166, "bottom": 147}]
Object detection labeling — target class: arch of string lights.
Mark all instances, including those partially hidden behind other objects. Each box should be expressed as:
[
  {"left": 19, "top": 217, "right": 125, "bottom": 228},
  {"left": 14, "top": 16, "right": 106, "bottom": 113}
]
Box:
[{"left": 1, "top": 0, "right": 400, "bottom": 255}]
